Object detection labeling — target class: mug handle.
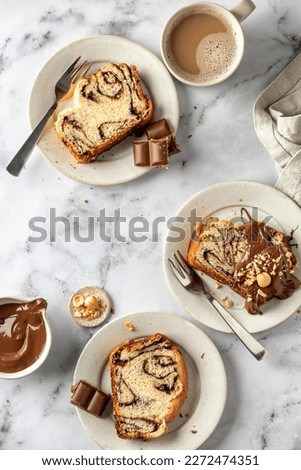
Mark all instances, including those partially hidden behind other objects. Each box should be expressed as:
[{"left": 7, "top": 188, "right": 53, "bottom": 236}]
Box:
[{"left": 230, "top": 0, "right": 256, "bottom": 23}]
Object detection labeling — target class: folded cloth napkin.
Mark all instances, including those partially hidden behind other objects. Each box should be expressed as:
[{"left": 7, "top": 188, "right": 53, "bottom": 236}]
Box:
[{"left": 254, "top": 54, "right": 301, "bottom": 206}]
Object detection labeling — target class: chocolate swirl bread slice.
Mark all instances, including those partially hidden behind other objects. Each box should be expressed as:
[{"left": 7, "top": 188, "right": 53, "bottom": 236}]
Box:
[
  {"left": 55, "top": 63, "right": 153, "bottom": 163},
  {"left": 188, "top": 210, "right": 300, "bottom": 314},
  {"left": 109, "top": 333, "right": 187, "bottom": 440}
]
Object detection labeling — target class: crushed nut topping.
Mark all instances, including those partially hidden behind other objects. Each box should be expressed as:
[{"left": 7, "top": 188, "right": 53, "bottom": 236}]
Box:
[{"left": 72, "top": 293, "right": 105, "bottom": 321}]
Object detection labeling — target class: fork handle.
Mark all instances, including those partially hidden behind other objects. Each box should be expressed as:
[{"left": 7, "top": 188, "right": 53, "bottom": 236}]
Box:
[
  {"left": 210, "top": 297, "right": 268, "bottom": 361},
  {"left": 6, "top": 103, "right": 57, "bottom": 176}
]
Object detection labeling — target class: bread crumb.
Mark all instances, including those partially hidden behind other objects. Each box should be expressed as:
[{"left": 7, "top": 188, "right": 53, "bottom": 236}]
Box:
[
  {"left": 185, "top": 413, "right": 190, "bottom": 418},
  {"left": 124, "top": 321, "right": 135, "bottom": 331},
  {"left": 84, "top": 199, "right": 89, "bottom": 203},
  {"left": 220, "top": 296, "right": 228, "bottom": 302},
  {"left": 201, "top": 352, "right": 205, "bottom": 359},
  {"left": 191, "top": 429, "right": 198, "bottom": 434},
  {"left": 215, "top": 282, "right": 221, "bottom": 289}
]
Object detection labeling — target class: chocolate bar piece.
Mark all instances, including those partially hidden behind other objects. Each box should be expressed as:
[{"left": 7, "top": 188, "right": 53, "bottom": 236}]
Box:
[
  {"left": 133, "top": 141, "right": 150, "bottom": 166},
  {"left": 70, "top": 380, "right": 111, "bottom": 417},
  {"left": 146, "top": 118, "right": 181, "bottom": 156},
  {"left": 149, "top": 138, "right": 169, "bottom": 167},
  {"left": 146, "top": 118, "right": 172, "bottom": 140},
  {"left": 167, "top": 134, "right": 181, "bottom": 156},
  {"left": 133, "top": 118, "right": 181, "bottom": 167}
]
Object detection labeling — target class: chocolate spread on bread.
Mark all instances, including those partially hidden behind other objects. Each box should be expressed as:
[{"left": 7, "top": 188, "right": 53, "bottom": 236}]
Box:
[
  {"left": 187, "top": 209, "right": 300, "bottom": 314},
  {"left": 0, "top": 298, "right": 47, "bottom": 373},
  {"left": 235, "top": 209, "right": 300, "bottom": 313}
]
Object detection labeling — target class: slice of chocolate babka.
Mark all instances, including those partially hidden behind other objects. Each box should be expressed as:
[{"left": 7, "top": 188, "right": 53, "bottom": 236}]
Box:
[
  {"left": 109, "top": 333, "right": 187, "bottom": 440},
  {"left": 187, "top": 209, "right": 300, "bottom": 314},
  {"left": 55, "top": 63, "right": 153, "bottom": 163}
]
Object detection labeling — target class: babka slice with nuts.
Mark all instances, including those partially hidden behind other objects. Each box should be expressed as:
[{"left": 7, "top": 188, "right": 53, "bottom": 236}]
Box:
[
  {"left": 55, "top": 63, "right": 153, "bottom": 163},
  {"left": 187, "top": 209, "right": 300, "bottom": 314},
  {"left": 109, "top": 333, "right": 187, "bottom": 440}
]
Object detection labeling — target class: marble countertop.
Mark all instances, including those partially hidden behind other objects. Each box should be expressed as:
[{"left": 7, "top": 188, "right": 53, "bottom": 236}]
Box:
[{"left": 1, "top": 0, "right": 301, "bottom": 451}]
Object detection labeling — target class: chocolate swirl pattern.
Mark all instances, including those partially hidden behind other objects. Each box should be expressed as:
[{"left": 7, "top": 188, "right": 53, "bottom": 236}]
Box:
[
  {"left": 109, "top": 333, "right": 187, "bottom": 440},
  {"left": 55, "top": 63, "right": 153, "bottom": 163},
  {"left": 188, "top": 210, "right": 300, "bottom": 314}
]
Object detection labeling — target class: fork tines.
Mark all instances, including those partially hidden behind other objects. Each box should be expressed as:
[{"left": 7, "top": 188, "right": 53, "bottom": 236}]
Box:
[
  {"left": 64, "top": 56, "right": 81, "bottom": 77},
  {"left": 69, "top": 60, "right": 89, "bottom": 82},
  {"left": 168, "top": 250, "right": 191, "bottom": 284}
]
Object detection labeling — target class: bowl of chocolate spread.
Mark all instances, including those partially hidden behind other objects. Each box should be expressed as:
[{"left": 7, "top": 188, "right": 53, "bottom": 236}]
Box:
[{"left": 0, "top": 297, "right": 51, "bottom": 379}]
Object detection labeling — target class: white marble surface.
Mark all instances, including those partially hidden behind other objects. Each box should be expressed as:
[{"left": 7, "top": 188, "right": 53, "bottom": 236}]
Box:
[{"left": 0, "top": 0, "right": 301, "bottom": 451}]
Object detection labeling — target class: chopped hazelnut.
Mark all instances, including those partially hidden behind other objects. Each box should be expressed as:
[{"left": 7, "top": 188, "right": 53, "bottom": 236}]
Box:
[
  {"left": 72, "top": 294, "right": 85, "bottom": 308},
  {"left": 84, "top": 295, "right": 101, "bottom": 310},
  {"left": 124, "top": 321, "right": 135, "bottom": 331},
  {"left": 257, "top": 289, "right": 267, "bottom": 298},
  {"left": 72, "top": 292, "right": 105, "bottom": 321},
  {"left": 256, "top": 272, "right": 271, "bottom": 288}
]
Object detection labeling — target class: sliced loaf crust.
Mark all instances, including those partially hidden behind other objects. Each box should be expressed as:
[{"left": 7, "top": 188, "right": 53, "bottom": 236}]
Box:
[
  {"left": 55, "top": 63, "right": 153, "bottom": 163},
  {"left": 109, "top": 333, "right": 187, "bottom": 440},
  {"left": 187, "top": 214, "right": 300, "bottom": 314}
]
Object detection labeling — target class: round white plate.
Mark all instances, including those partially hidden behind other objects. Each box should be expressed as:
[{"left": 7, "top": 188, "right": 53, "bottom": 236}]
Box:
[
  {"left": 73, "top": 311, "right": 227, "bottom": 450},
  {"left": 163, "top": 180, "right": 301, "bottom": 333},
  {"left": 29, "top": 35, "right": 179, "bottom": 186}
]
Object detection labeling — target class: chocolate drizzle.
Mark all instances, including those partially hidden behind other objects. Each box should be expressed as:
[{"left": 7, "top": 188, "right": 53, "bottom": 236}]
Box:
[
  {"left": 195, "top": 209, "right": 300, "bottom": 314},
  {"left": 234, "top": 209, "right": 301, "bottom": 314}
]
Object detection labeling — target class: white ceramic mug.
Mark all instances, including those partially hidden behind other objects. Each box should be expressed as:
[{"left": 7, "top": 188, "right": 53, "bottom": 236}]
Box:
[{"left": 161, "top": 0, "right": 256, "bottom": 86}]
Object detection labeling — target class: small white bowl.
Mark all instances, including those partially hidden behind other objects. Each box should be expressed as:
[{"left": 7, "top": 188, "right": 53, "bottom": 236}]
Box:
[
  {"left": 69, "top": 286, "right": 112, "bottom": 328},
  {"left": 0, "top": 296, "right": 52, "bottom": 380}
]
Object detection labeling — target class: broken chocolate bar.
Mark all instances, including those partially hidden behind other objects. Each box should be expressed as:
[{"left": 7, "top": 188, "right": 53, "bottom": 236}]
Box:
[
  {"left": 70, "top": 380, "right": 111, "bottom": 417},
  {"left": 167, "top": 134, "right": 181, "bottom": 156},
  {"left": 146, "top": 118, "right": 172, "bottom": 139},
  {"left": 149, "top": 138, "right": 169, "bottom": 167},
  {"left": 133, "top": 140, "right": 150, "bottom": 166},
  {"left": 133, "top": 118, "right": 181, "bottom": 167}
]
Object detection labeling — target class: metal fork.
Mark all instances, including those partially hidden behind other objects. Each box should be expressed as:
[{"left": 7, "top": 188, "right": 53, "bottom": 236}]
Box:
[
  {"left": 6, "top": 57, "right": 89, "bottom": 177},
  {"left": 168, "top": 250, "right": 268, "bottom": 361}
]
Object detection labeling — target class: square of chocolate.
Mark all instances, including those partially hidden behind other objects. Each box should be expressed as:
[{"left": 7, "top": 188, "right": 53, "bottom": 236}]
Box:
[
  {"left": 146, "top": 118, "right": 172, "bottom": 140},
  {"left": 149, "top": 138, "right": 169, "bottom": 167},
  {"left": 133, "top": 140, "right": 150, "bottom": 166}
]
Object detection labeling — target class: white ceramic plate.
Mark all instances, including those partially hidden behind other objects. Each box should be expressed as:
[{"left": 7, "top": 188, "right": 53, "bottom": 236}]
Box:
[
  {"left": 73, "top": 311, "right": 227, "bottom": 450},
  {"left": 29, "top": 36, "right": 179, "bottom": 185},
  {"left": 163, "top": 180, "right": 301, "bottom": 333}
]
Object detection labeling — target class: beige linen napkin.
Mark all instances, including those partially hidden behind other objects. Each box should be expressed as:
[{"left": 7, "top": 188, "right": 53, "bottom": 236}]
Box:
[{"left": 253, "top": 54, "right": 301, "bottom": 206}]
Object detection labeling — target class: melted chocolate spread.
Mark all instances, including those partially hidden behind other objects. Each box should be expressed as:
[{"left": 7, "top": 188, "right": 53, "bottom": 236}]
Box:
[
  {"left": 235, "top": 209, "right": 300, "bottom": 314},
  {"left": 0, "top": 298, "right": 47, "bottom": 373}
]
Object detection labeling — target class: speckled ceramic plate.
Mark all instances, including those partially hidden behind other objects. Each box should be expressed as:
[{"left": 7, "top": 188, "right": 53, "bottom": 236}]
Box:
[
  {"left": 29, "top": 35, "right": 179, "bottom": 186},
  {"left": 73, "top": 311, "right": 227, "bottom": 450},
  {"left": 68, "top": 285, "right": 111, "bottom": 328},
  {"left": 163, "top": 180, "right": 301, "bottom": 334}
]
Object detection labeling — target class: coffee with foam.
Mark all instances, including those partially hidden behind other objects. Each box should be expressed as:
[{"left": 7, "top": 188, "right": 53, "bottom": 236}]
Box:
[{"left": 166, "top": 8, "right": 239, "bottom": 84}]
